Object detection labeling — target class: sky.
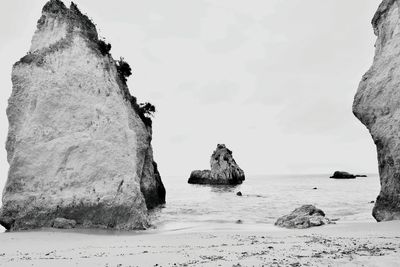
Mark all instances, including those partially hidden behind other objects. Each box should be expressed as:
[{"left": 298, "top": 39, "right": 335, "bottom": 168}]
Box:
[{"left": 0, "top": 0, "right": 382, "bottom": 190}]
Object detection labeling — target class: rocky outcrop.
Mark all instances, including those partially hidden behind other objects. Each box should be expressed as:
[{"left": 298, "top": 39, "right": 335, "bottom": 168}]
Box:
[
  {"left": 330, "top": 171, "right": 356, "bottom": 179},
  {"left": 188, "top": 144, "right": 245, "bottom": 185},
  {"left": 275, "top": 205, "right": 332, "bottom": 229},
  {"left": 0, "top": 0, "right": 165, "bottom": 231},
  {"left": 353, "top": 0, "right": 400, "bottom": 222}
]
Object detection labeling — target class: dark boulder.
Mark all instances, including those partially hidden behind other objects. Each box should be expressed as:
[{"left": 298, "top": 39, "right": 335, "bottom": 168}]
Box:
[{"left": 330, "top": 171, "right": 356, "bottom": 179}]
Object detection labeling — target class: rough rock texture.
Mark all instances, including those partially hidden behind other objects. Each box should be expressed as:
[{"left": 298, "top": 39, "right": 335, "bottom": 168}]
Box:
[
  {"left": 353, "top": 0, "right": 400, "bottom": 222},
  {"left": 0, "top": 0, "right": 165, "bottom": 231},
  {"left": 52, "top": 218, "right": 77, "bottom": 229},
  {"left": 275, "top": 205, "right": 332, "bottom": 229},
  {"left": 330, "top": 171, "right": 356, "bottom": 179},
  {"left": 188, "top": 144, "right": 245, "bottom": 185}
]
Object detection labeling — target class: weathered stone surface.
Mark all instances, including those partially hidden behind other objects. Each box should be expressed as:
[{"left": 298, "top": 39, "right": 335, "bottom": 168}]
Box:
[
  {"left": 275, "top": 205, "right": 332, "bottom": 229},
  {"left": 0, "top": 0, "right": 165, "bottom": 231},
  {"left": 188, "top": 144, "right": 245, "bottom": 185},
  {"left": 330, "top": 171, "right": 356, "bottom": 179},
  {"left": 52, "top": 218, "right": 77, "bottom": 229},
  {"left": 353, "top": 0, "right": 400, "bottom": 222}
]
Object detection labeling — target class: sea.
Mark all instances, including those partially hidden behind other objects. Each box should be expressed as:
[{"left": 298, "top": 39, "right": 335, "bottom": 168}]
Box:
[
  {"left": 0, "top": 174, "right": 381, "bottom": 233},
  {"left": 149, "top": 174, "right": 380, "bottom": 232}
]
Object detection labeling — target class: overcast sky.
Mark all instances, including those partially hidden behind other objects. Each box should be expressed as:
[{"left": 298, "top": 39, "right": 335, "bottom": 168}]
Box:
[{"left": 0, "top": 0, "right": 382, "bottom": 190}]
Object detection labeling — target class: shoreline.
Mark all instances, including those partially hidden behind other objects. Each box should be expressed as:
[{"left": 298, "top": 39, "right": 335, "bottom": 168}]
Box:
[{"left": 0, "top": 221, "right": 399, "bottom": 266}]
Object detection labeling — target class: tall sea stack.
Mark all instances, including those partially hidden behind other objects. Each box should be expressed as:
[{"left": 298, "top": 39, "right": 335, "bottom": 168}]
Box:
[
  {"left": 353, "top": 0, "right": 400, "bottom": 221},
  {"left": 0, "top": 0, "right": 165, "bottom": 231},
  {"left": 188, "top": 144, "right": 245, "bottom": 185}
]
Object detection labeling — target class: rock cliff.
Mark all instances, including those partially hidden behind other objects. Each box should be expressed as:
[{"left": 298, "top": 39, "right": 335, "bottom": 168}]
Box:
[
  {"left": 188, "top": 144, "right": 245, "bottom": 185},
  {"left": 353, "top": 0, "right": 400, "bottom": 221},
  {"left": 0, "top": 0, "right": 165, "bottom": 231}
]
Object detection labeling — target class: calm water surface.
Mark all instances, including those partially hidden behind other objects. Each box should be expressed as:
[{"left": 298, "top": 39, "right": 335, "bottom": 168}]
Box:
[
  {"left": 150, "top": 174, "right": 380, "bottom": 232},
  {"left": 0, "top": 174, "right": 380, "bottom": 233}
]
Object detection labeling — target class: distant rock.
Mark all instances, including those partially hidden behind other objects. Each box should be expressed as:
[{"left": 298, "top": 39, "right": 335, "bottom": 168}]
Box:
[
  {"left": 330, "top": 171, "right": 356, "bottom": 179},
  {"left": 355, "top": 174, "right": 368, "bottom": 178},
  {"left": 236, "top": 191, "right": 243, "bottom": 196},
  {"left": 353, "top": 0, "right": 400, "bottom": 222},
  {"left": 52, "top": 218, "right": 77, "bottom": 229},
  {"left": 188, "top": 144, "right": 245, "bottom": 185},
  {"left": 275, "top": 205, "right": 332, "bottom": 229}
]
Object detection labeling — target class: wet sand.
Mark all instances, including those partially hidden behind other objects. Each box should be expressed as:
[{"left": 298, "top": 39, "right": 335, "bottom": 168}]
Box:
[{"left": 0, "top": 221, "right": 399, "bottom": 266}]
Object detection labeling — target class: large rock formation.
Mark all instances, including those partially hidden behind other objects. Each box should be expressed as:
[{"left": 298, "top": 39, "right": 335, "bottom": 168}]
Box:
[
  {"left": 0, "top": 0, "right": 165, "bottom": 231},
  {"left": 188, "top": 144, "right": 245, "bottom": 185},
  {"left": 275, "top": 205, "right": 332, "bottom": 229},
  {"left": 353, "top": 0, "right": 400, "bottom": 221}
]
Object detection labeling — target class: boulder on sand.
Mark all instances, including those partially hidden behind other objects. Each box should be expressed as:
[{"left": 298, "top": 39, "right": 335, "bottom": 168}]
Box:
[
  {"left": 188, "top": 144, "right": 245, "bottom": 185},
  {"left": 275, "top": 205, "right": 332, "bottom": 229}
]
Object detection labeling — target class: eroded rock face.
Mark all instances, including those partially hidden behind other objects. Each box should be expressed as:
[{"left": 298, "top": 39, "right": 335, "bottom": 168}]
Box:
[
  {"left": 353, "top": 0, "right": 400, "bottom": 222},
  {"left": 275, "top": 205, "right": 331, "bottom": 229},
  {"left": 52, "top": 218, "right": 77, "bottom": 229},
  {"left": 0, "top": 0, "right": 165, "bottom": 231},
  {"left": 188, "top": 144, "right": 245, "bottom": 185}
]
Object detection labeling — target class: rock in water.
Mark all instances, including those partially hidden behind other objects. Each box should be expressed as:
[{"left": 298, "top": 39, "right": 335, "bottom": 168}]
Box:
[
  {"left": 330, "top": 171, "right": 356, "bottom": 179},
  {"left": 275, "top": 205, "right": 331, "bottom": 229},
  {"left": 188, "top": 144, "right": 245, "bottom": 185},
  {"left": 0, "top": 0, "right": 165, "bottom": 231},
  {"left": 353, "top": 0, "right": 400, "bottom": 222}
]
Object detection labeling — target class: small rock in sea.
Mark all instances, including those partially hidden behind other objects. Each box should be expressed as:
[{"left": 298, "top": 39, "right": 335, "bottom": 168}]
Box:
[
  {"left": 236, "top": 191, "right": 243, "bottom": 196},
  {"left": 52, "top": 218, "right": 77, "bottom": 229},
  {"left": 313, "top": 187, "right": 318, "bottom": 190},
  {"left": 236, "top": 219, "right": 243, "bottom": 224},
  {"left": 275, "top": 205, "right": 332, "bottom": 229},
  {"left": 330, "top": 171, "right": 356, "bottom": 179},
  {"left": 370, "top": 201, "right": 375, "bottom": 204}
]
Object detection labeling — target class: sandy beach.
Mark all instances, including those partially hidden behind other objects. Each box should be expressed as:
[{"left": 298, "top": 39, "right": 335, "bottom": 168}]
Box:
[{"left": 0, "top": 221, "right": 399, "bottom": 266}]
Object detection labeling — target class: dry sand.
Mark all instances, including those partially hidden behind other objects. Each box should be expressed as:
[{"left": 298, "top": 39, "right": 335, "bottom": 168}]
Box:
[{"left": 0, "top": 221, "right": 399, "bottom": 266}]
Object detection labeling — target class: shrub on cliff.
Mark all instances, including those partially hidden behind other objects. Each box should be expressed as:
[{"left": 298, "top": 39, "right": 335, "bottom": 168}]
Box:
[
  {"left": 139, "top": 102, "right": 156, "bottom": 116},
  {"left": 116, "top": 57, "right": 132, "bottom": 83},
  {"left": 97, "top": 39, "right": 111, "bottom": 56},
  {"left": 138, "top": 102, "right": 156, "bottom": 127}
]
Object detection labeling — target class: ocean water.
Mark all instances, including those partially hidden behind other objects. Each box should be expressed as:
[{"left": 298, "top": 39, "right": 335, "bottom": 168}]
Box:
[
  {"left": 0, "top": 174, "right": 381, "bottom": 233},
  {"left": 149, "top": 174, "right": 381, "bottom": 232}
]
